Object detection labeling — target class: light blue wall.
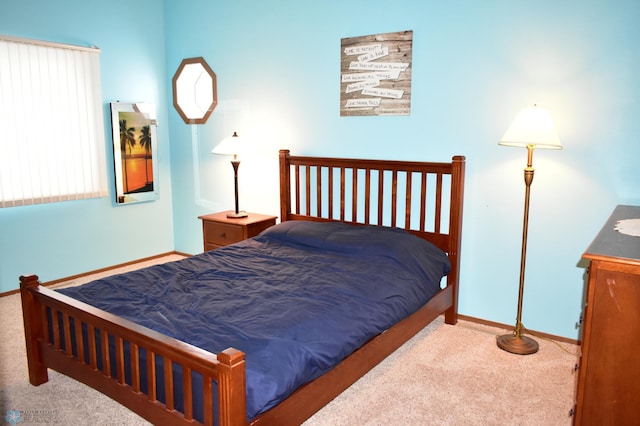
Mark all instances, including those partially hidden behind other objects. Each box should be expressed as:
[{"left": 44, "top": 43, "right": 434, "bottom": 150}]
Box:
[
  {"left": 0, "top": 1, "right": 637, "bottom": 340},
  {"left": 163, "top": 0, "right": 640, "bottom": 340},
  {"left": 0, "top": 0, "right": 175, "bottom": 291}
]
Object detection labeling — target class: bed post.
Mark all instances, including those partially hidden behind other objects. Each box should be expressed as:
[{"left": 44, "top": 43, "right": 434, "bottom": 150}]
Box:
[
  {"left": 445, "top": 155, "right": 465, "bottom": 325},
  {"left": 19, "top": 274, "right": 49, "bottom": 385},
  {"left": 279, "top": 149, "right": 291, "bottom": 223},
  {"left": 217, "top": 348, "right": 247, "bottom": 426}
]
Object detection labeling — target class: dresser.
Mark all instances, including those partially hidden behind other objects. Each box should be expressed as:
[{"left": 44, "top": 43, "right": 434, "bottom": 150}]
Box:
[
  {"left": 198, "top": 211, "right": 277, "bottom": 251},
  {"left": 575, "top": 205, "right": 640, "bottom": 425}
]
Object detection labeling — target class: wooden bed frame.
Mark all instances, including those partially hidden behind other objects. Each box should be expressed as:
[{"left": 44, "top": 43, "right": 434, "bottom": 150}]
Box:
[{"left": 20, "top": 149, "right": 465, "bottom": 426}]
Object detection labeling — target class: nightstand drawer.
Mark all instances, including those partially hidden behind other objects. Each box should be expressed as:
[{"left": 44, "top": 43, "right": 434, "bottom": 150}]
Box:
[{"left": 203, "top": 221, "right": 244, "bottom": 246}]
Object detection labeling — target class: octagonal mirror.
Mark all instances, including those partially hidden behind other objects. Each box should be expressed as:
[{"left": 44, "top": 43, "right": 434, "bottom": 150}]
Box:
[{"left": 172, "top": 57, "right": 218, "bottom": 124}]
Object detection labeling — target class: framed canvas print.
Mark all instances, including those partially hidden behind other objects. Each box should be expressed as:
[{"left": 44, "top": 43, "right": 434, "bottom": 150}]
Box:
[
  {"left": 340, "top": 30, "right": 413, "bottom": 116},
  {"left": 110, "top": 102, "right": 159, "bottom": 204}
]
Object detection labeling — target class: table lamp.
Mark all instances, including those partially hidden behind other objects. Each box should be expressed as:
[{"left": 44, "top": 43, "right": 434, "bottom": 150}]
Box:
[{"left": 212, "top": 131, "right": 248, "bottom": 218}]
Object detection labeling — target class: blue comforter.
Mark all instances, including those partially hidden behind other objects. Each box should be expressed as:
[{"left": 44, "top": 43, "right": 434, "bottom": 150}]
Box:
[{"left": 58, "top": 220, "right": 450, "bottom": 420}]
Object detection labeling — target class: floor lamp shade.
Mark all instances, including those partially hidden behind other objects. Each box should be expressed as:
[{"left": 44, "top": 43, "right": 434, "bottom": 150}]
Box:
[
  {"left": 212, "top": 132, "right": 248, "bottom": 218},
  {"left": 499, "top": 106, "right": 562, "bottom": 150},
  {"left": 497, "top": 105, "right": 561, "bottom": 355}
]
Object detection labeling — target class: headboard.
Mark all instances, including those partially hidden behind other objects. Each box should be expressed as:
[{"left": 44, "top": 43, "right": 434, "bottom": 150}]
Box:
[{"left": 278, "top": 149, "right": 465, "bottom": 310}]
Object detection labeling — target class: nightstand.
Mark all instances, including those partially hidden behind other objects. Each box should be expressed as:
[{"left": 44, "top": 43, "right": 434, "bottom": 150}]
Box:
[{"left": 198, "top": 211, "right": 277, "bottom": 251}]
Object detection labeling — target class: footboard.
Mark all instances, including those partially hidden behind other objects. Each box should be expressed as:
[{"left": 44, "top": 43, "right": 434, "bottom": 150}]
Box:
[{"left": 20, "top": 275, "right": 247, "bottom": 426}]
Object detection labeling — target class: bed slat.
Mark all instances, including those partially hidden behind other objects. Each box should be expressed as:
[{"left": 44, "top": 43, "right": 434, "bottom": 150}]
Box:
[
  {"left": 352, "top": 167, "right": 358, "bottom": 222},
  {"left": 339, "top": 167, "right": 346, "bottom": 220},
  {"left": 101, "top": 330, "right": 111, "bottom": 377},
  {"left": 377, "top": 170, "right": 384, "bottom": 225},
  {"left": 203, "top": 375, "right": 214, "bottom": 425},
  {"left": 182, "top": 366, "right": 194, "bottom": 420},
  {"left": 115, "top": 336, "right": 125, "bottom": 384},
  {"left": 74, "top": 318, "right": 84, "bottom": 362},
  {"left": 405, "top": 171, "right": 412, "bottom": 228},
  {"left": 328, "top": 166, "right": 334, "bottom": 217},
  {"left": 52, "top": 308, "right": 61, "bottom": 351},
  {"left": 147, "top": 349, "right": 157, "bottom": 401},
  {"left": 88, "top": 324, "right": 97, "bottom": 369},
  {"left": 305, "top": 165, "right": 311, "bottom": 215},
  {"left": 364, "top": 168, "right": 372, "bottom": 223},
  {"left": 294, "top": 165, "right": 301, "bottom": 215},
  {"left": 420, "top": 172, "right": 427, "bottom": 231},
  {"left": 164, "top": 358, "right": 174, "bottom": 410},
  {"left": 316, "top": 166, "right": 322, "bottom": 217},
  {"left": 131, "top": 342, "right": 140, "bottom": 393},
  {"left": 62, "top": 312, "right": 72, "bottom": 356},
  {"left": 435, "top": 173, "right": 443, "bottom": 234},
  {"left": 391, "top": 169, "right": 398, "bottom": 227}
]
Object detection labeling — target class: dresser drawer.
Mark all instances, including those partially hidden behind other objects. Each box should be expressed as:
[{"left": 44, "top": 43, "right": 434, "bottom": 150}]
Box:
[{"left": 203, "top": 221, "right": 244, "bottom": 246}]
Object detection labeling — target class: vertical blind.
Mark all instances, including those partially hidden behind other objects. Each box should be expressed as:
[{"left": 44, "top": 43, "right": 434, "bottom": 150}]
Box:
[{"left": 0, "top": 36, "right": 107, "bottom": 208}]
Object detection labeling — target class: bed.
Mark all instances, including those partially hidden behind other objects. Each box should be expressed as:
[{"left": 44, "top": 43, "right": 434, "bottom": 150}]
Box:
[{"left": 20, "top": 149, "right": 465, "bottom": 426}]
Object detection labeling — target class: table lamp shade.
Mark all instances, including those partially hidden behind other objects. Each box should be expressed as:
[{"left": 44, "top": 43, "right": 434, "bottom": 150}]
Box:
[
  {"left": 499, "top": 106, "right": 562, "bottom": 150},
  {"left": 212, "top": 131, "right": 245, "bottom": 157}
]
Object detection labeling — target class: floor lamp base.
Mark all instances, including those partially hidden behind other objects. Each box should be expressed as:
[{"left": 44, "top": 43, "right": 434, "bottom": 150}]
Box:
[{"left": 496, "top": 333, "right": 539, "bottom": 355}]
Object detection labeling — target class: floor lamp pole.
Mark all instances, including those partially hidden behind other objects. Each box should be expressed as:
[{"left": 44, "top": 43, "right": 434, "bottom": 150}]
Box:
[{"left": 497, "top": 145, "right": 539, "bottom": 355}]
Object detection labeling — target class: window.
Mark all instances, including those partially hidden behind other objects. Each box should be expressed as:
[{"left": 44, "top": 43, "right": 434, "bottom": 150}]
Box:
[{"left": 0, "top": 36, "right": 107, "bottom": 208}]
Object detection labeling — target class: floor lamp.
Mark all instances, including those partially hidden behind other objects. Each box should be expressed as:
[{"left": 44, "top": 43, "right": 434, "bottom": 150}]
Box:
[
  {"left": 497, "top": 105, "right": 562, "bottom": 355},
  {"left": 212, "top": 131, "right": 248, "bottom": 218}
]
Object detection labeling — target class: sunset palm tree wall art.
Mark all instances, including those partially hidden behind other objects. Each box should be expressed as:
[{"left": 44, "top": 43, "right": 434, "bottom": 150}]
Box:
[
  {"left": 117, "top": 113, "right": 154, "bottom": 193},
  {"left": 111, "top": 102, "right": 158, "bottom": 204}
]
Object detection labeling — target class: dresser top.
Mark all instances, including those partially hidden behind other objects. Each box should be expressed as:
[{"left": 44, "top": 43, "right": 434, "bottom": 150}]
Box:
[{"left": 583, "top": 205, "right": 640, "bottom": 264}]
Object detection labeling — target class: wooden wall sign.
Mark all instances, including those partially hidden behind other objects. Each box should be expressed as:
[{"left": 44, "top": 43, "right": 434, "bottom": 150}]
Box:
[{"left": 340, "top": 30, "right": 413, "bottom": 116}]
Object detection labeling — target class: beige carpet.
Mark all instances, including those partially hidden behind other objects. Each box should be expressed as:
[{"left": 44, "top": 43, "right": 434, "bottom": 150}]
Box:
[
  {"left": 304, "top": 320, "right": 577, "bottom": 426},
  {"left": 0, "top": 256, "right": 578, "bottom": 425}
]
